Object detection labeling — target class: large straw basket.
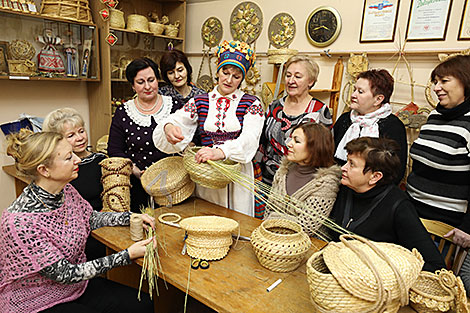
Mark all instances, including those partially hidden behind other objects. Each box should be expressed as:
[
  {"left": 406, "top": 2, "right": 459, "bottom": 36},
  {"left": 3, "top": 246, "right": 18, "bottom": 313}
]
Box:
[
  {"left": 40, "top": 0, "right": 92, "bottom": 23},
  {"left": 179, "top": 216, "right": 239, "bottom": 260},
  {"left": 306, "top": 235, "right": 424, "bottom": 313},
  {"left": 183, "top": 146, "right": 240, "bottom": 189},
  {"left": 141, "top": 156, "right": 195, "bottom": 206},
  {"left": 409, "top": 269, "right": 469, "bottom": 313},
  {"left": 251, "top": 219, "right": 311, "bottom": 272},
  {"left": 127, "top": 14, "right": 150, "bottom": 33},
  {"left": 109, "top": 8, "right": 125, "bottom": 29},
  {"left": 100, "top": 157, "right": 132, "bottom": 212}
]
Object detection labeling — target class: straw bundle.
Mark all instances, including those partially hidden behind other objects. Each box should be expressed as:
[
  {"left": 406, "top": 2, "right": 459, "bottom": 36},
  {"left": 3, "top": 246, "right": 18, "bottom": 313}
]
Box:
[
  {"left": 251, "top": 219, "right": 311, "bottom": 272},
  {"left": 127, "top": 14, "right": 150, "bottom": 33},
  {"left": 109, "top": 8, "right": 125, "bottom": 29},
  {"left": 99, "top": 157, "right": 132, "bottom": 212},
  {"left": 183, "top": 147, "right": 241, "bottom": 189},
  {"left": 40, "top": 0, "right": 92, "bottom": 23},
  {"left": 409, "top": 269, "right": 469, "bottom": 313},
  {"left": 179, "top": 216, "right": 239, "bottom": 260},
  {"left": 306, "top": 235, "right": 424, "bottom": 313},
  {"left": 141, "top": 156, "right": 195, "bottom": 206}
]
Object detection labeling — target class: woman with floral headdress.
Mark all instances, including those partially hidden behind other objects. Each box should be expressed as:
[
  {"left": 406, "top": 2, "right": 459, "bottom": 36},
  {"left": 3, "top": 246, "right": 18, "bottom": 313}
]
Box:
[{"left": 153, "top": 40, "right": 264, "bottom": 217}]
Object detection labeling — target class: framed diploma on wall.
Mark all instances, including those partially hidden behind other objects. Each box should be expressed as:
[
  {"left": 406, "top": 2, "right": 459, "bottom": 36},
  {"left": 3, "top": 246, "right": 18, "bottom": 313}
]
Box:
[
  {"left": 459, "top": 0, "right": 470, "bottom": 40},
  {"left": 406, "top": 0, "right": 452, "bottom": 41},
  {"left": 360, "top": 0, "right": 400, "bottom": 43}
]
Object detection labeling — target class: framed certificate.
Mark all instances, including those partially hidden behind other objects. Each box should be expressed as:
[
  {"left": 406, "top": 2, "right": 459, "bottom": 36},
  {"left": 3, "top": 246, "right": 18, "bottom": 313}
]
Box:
[
  {"left": 406, "top": 0, "right": 452, "bottom": 41},
  {"left": 459, "top": 0, "right": 470, "bottom": 40},
  {"left": 360, "top": 0, "right": 400, "bottom": 43}
]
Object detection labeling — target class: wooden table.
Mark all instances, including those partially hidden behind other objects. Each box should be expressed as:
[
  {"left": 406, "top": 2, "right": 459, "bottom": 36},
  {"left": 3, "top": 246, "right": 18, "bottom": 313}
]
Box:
[
  {"left": 3, "top": 164, "right": 30, "bottom": 197},
  {"left": 92, "top": 198, "right": 417, "bottom": 313}
]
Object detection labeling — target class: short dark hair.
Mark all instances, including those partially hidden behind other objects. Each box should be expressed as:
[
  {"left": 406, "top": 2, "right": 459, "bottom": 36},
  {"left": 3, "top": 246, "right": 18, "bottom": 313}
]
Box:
[
  {"left": 160, "top": 50, "right": 193, "bottom": 85},
  {"left": 291, "top": 122, "right": 335, "bottom": 168},
  {"left": 125, "top": 57, "right": 161, "bottom": 84},
  {"left": 356, "top": 69, "right": 394, "bottom": 105},
  {"left": 431, "top": 55, "right": 470, "bottom": 98},
  {"left": 345, "top": 137, "right": 400, "bottom": 186}
]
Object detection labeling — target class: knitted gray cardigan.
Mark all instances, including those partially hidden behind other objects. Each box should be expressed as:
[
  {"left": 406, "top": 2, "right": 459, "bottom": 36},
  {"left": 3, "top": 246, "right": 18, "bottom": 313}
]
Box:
[{"left": 267, "top": 158, "right": 342, "bottom": 237}]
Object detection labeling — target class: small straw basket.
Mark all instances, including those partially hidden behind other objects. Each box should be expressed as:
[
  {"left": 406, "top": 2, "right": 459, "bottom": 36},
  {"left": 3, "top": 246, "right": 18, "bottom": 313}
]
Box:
[
  {"left": 140, "top": 156, "right": 195, "bottom": 206},
  {"left": 183, "top": 146, "right": 241, "bottom": 189},
  {"left": 409, "top": 269, "right": 469, "bottom": 313},
  {"left": 127, "top": 14, "right": 150, "bottom": 33},
  {"left": 251, "top": 219, "right": 311, "bottom": 272},
  {"left": 179, "top": 216, "right": 239, "bottom": 260},
  {"left": 109, "top": 8, "right": 125, "bottom": 29},
  {"left": 40, "top": 0, "right": 92, "bottom": 23},
  {"left": 149, "top": 22, "right": 165, "bottom": 35},
  {"left": 306, "top": 235, "right": 424, "bottom": 313}
]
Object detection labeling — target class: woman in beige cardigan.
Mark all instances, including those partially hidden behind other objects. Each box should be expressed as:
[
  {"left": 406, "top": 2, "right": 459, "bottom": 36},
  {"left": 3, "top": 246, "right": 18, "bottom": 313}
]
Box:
[{"left": 267, "top": 122, "right": 341, "bottom": 236}]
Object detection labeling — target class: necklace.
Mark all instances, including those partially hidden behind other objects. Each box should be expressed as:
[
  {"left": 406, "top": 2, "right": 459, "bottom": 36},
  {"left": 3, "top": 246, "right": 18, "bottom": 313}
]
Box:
[
  {"left": 135, "top": 95, "right": 159, "bottom": 113},
  {"left": 30, "top": 186, "right": 68, "bottom": 226}
]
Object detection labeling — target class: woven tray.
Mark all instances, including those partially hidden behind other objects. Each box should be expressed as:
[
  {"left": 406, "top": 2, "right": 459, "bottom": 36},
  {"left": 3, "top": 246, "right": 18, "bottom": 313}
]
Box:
[{"left": 40, "top": 0, "right": 92, "bottom": 23}]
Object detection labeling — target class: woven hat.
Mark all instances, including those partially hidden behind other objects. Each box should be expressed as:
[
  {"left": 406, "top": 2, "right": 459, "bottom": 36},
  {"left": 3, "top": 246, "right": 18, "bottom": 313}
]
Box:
[
  {"left": 183, "top": 146, "right": 240, "bottom": 189},
  {"left": 179, "top": 216, "right": 239, "bottom": 261},
  {"left": 216, "top": 40, "right": 255, "bottom": 78},
  {"left": 306, "top": 235, "right": 424, "bottom": 313},
  {"left": 251, "top": 219, "right": 311, "bottom": 273},
  {"left": 140, "top": 156, "right": 195, "bottom": 206}
]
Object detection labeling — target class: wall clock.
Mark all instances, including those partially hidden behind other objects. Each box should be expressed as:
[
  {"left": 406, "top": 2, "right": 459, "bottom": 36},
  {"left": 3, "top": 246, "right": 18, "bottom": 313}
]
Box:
[{"left": 306, "top": 6, "right": 342, "bottom": 47}]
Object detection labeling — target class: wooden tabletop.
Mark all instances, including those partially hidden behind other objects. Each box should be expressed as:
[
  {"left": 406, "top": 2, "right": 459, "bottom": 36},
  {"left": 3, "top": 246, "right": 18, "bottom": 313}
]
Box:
[{"left": 92, "top": 198, "right": 417, "bottom": 313}]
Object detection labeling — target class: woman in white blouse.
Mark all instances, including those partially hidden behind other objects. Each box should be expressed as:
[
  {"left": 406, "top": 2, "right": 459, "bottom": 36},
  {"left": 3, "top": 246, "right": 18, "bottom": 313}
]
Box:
[{"left": 153, "top": 40, "right": 264, "bottom": 216}]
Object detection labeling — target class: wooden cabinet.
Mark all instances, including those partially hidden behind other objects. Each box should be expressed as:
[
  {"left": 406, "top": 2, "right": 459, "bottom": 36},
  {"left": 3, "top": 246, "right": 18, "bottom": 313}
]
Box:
[{"left": 87, "top": 0, "right": 186, "bottom": 147}]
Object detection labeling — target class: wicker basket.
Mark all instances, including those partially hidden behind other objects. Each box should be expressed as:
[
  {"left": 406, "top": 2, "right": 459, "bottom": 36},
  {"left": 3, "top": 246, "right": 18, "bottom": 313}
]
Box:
[
  {"left": 409, "top": 269, "right": 469, "bottom": 313},
  {"left": 183, "top": 146, "right": 240, "bottom": 189},
  {"left": 141, "top": 156, "right": 195, "bottom": 206},
  {"left": 109, "top": 8, "right": 125, "bottom": 29},
  {"left": 251, "top": 219, "right": 311, "bottom": 272},
  {"left": 127, "top": 14, "right": 150, "bottom": 33},
  {"left": 164, "top": 22, "right": 179, "bottom": 37},
  {"left": 306, "top": 235, "right": 424, "bottom": 313},
  {"left": 40, "top": 0, "right": 92, "bottom": 23},
  {"left": 100, "top": 157, "right": 132, "bottom": 212},
  {"left": 149, "top": 22, "right": 165, "bottom": 35},
  {"left": 179, "top": 216, "right": 239, "bottom": 260}
]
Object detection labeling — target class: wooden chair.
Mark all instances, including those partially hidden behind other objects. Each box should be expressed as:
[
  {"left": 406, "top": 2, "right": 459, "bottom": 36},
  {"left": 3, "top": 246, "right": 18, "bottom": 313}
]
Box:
[{"left": 420, "top": 218, "right": 468, "bottom": 273}]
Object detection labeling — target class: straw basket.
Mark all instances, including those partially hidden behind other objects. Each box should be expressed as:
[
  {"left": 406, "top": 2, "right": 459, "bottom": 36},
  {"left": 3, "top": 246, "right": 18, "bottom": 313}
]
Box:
[
  {"left": 183, "top": 147, "right": 240, "bottom": 189},
  {"left": 409, "top": 269, "right": 469, "bottom": 313},
  {"left": 141, "top": 156, "right": 195, "bottom": 206},
  {"left": 40, "top": 0, "right": 92, "bottom": 23},
  {"left": 100, "top": 157, "right": 133, "bottom": 176},
  {"left": 267, "top": 48, "right": 298, "bottom": 65},
  {"left": 179, "top": 216, "right": 239, "bottom": 260},
  {"left": 127, "top": 14, "right": 150, "bottom": 33},
  {"left": 251, "top": 219, "right": 311, "bottom": 272},
  {"left": 306, "top": 235, "right": 424, "bottom": 313},
  {"left": 100, "top": 157, "right": 132, "bottom": 212},
  {"left": 164, "top": 22, "right": 179, "bottom": 37},
  {"left": 95, "top": 135, "right": 108, "bottom": 155},
  {"left": 149, "top": 22, "right": 165, "bottom": 36},
  {"left": 110, "top": 8, "right": 125, "bottom": 29}
]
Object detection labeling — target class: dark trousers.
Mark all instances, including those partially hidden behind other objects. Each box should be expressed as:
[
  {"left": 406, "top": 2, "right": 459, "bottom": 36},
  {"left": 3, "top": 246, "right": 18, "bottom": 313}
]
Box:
[
  {"left": 130, "top": 174, "right": 150, "bottom": 213},
  {"left": 42, "top": 277, "right": 153, "bottom": 313}
]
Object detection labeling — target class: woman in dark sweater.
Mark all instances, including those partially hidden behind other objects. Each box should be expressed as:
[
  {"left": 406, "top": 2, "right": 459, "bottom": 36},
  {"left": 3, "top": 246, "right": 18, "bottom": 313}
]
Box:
[
  {"left": 329, "top": 137, "right": 445, "bottom": 272},
  {"left": 333, "top": 69, "right": 407, "bottom": 183}
]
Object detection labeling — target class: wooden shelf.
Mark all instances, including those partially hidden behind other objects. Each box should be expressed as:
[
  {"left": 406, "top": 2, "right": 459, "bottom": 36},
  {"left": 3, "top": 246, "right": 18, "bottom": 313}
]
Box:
[
  {"left": 110, "top": 27, "right": 184, "bottom": 41},
  {"left": 0, "top": 75, "right": 99, "bottom": 82},
  {"left": 0, "top": 7, "right": 97, "bottom": 27}
]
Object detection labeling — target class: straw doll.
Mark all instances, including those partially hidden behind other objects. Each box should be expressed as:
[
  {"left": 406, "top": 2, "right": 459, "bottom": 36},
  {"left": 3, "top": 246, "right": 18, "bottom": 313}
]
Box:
[
  {"left": 266, "top": 122, "right": 341, "bottom": 236},
  {"left": 153, "top": 40, "right": 264, "bottom": 217}
]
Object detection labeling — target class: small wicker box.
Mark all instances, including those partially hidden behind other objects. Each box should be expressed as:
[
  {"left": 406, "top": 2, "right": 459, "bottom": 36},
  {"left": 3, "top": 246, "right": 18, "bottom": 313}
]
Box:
[{"left": 40, "top": 0, "right": 92, "bottom": 23}]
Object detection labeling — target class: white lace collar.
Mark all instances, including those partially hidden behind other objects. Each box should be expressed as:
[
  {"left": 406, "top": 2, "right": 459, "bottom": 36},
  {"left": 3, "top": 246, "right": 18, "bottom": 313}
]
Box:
[
  {"left": 124, "top": 96, "right": 173, "bottom": 127},
  {"left": 208, "top": 87, "right": 244, "bottom": 102}
]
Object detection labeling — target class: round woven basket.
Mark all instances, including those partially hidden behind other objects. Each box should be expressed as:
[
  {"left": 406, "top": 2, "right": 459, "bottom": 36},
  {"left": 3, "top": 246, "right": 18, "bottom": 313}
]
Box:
[
  {"left": 110, "top": 8, "right": 125, "bottom": 29},
  {"left": 149, "top": 22, "right": 165, "bottom": 35},
  {"left": 183, "top": 147, "right": 240, "bottom": 189},
  {"left": 409, "top": 270, "right": 459, "bottom": 313},
  {"left": 251, "top": 219, "right": 311, "bottom": 272},
  {"left": 40, "top": 0, "right": 92, "bottom": 23},
  {"left": 267, "top": 48, "right": 298, "bottom": 65},
  {"left": 179, "top": 216, "right": 239, "bottom": 260},
  {"left": 141, "top": 156, "right": 195, "bottom": 206},
  {"left": 127, "top": 14, "right": 150, "bottom": 33},
  {"left": 306, "top": 235, "right": 424, "bottom": 313}
]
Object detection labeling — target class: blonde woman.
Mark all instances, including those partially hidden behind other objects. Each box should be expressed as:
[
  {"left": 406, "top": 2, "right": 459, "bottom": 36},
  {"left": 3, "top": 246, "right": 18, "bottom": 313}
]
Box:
[{"left": 0, "top": 129, "right": 155, "bottom": 313}]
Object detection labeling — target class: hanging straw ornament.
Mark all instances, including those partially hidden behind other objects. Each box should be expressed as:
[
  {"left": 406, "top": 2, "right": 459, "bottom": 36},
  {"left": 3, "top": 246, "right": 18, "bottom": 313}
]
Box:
[{"left": 196, "top": 17, "right": 222, "bottom": 92}]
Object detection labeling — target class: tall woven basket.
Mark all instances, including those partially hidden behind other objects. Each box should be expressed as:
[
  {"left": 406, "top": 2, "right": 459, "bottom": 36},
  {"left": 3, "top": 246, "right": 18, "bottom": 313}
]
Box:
[
  {"left": 100, "top": 157, "right": 132, "bottom": 212},
  {"left": 251, "top": 219, "right": 311, "bottom": 272},
  {"left": 40, "top": 0, "right": 93, "bottom": 23},
  {"left": 306, "top": 235, "right": 424, "bottom": 313}
]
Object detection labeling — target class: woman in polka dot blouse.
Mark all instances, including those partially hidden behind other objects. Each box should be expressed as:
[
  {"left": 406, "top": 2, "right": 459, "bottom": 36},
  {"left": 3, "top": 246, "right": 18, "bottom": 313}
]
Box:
[{"left": 108, "top": 58, "right": 181, "bottom": 212}]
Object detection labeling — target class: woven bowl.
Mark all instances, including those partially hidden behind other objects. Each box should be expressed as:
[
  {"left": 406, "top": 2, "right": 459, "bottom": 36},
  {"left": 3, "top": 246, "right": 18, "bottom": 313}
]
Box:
[
  {"left": 179, "top": 216, "right": 239, "bottom": 260},
  {"left": 306, "top": 235, "right": 424, "bottom": 313},
  {"left": 183, "top": 147, "right": 240, "bottom": 189},
  {"left": 251, "top": 219, "right": 311, "bottom": 273},
  {"left": 409, "top": 270, "right": 457, "bottom": 313}
]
